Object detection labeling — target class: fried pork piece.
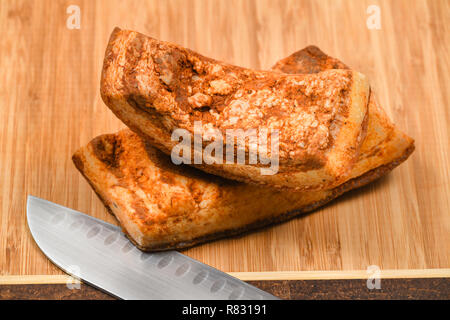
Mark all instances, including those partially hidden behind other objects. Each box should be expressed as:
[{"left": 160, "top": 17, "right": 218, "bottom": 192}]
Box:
[
  {"left": 100, "top": 28, "right": 370, "bottom": 191},
  {"left": 73, "top": 126, "right": 412, "bottom": 251},
  {"left": 73, "top": 45, "right": 413, "bottom": 251},
  {"left": 272, "top": 46, "right": 414, "bottom": 181}
]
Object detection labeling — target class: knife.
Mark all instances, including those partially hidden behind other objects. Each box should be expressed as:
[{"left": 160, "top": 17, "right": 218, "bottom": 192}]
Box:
[{"left": 27, "top": 196, "right": 280, "bottom": 300}]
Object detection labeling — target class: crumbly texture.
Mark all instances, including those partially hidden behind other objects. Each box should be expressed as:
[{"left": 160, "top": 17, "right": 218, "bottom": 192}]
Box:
[
  {"left": 73, "top": 45, "right": 414, "bottom": 251},
  {"left": 101, "top": 28, "right": 370, "bottom": 191},
  {"left": 271, "top": 46, "right": 414, "bottom": 180}
]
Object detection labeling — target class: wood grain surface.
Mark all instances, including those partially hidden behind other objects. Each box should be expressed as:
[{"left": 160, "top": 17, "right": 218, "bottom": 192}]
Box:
[
  {"left": 0, "top": 0, "right": 449, "bottom": 277},
  {"left": 2, "top": 278, "right": 450, "bottom": 300}
]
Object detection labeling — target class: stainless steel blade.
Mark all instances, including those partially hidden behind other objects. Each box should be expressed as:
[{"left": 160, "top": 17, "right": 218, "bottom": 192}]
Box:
[{"left": 27, "top": 196, "right": 279, "bottom": 300}]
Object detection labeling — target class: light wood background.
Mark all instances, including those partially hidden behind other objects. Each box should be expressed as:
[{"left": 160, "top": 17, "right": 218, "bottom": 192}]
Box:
[{"left": 0, "top": 0, "right": 448, "bottom": 277}]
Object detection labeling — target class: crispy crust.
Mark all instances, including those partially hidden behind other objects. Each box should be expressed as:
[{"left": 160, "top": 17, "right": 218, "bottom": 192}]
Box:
[
  {"left": 100, "top": 28, "right": 370, "bottom": 191},
  {"left": 272, "top": 46, "right": 414, "bottom": 181},
  {"left": 72, "top": 44, "right": 414, "bottom": 252},
  {"left": 271, "top": 45, "right": 349, "bottom": 74},
  {"left": 73, "top": 129, "right": 413, "bottom": 252},
  {"left": 131, "top": 144, "right": 415, "bottom": 252}
]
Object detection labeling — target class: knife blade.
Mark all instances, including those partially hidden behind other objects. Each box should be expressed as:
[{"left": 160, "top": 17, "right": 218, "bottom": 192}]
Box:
[{"left": 27, "top": 196, "right": 280, "bottom": 300}]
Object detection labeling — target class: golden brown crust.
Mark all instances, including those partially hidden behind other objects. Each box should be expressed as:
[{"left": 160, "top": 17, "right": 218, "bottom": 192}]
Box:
[
  {"left": 132, "top": 144, "right": 415, "bottom": 252},
  {"left": 72, "top": 43, "right": 414, "bottom": 252},
  {"left": 73, "top": 129, "right": 413, "bottom": 252},
  {"left": 271, "top": 45, "right": 349, "bottom": 74},
  {"left": 100, "top": 28, "right": 370, "bottom": 191},
  {"left": 272, "top": 46, "right": 414, "bottom": 181}
]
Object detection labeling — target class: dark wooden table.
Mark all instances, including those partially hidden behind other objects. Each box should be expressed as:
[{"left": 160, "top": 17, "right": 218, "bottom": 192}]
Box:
[{"left": 1, "top": 279, "right": 449, "bottom": 300}]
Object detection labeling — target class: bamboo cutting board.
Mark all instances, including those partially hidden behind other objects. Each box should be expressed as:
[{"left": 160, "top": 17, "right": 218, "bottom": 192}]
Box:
[{"left": 0, "top": 0, "right": 449, "bottom": 281}]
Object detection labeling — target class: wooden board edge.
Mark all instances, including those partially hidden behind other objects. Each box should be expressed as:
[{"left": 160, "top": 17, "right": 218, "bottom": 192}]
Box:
[
  {"left": 1, "top": 268, "right": 449, "bottom": 284},
  {"left": 229, "top": 268, "right": 450, "bottom": 280},
  {"left": 0, "top": 275, "right": 79, "bottom": 285}
]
